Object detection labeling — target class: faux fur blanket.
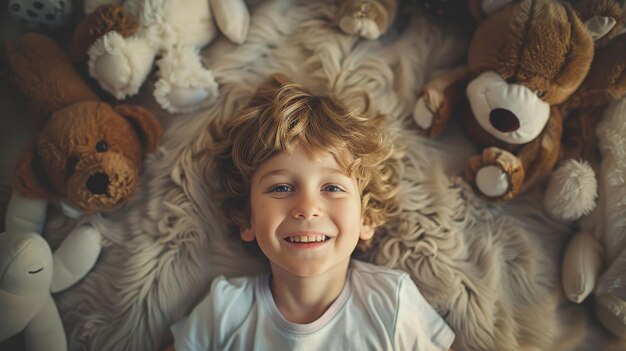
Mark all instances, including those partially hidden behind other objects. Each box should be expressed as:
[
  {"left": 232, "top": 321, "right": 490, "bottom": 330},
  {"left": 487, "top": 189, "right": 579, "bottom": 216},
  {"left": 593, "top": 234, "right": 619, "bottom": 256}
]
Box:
[{"left": 49, "top": 1, "right": 622, "bottom": 350}]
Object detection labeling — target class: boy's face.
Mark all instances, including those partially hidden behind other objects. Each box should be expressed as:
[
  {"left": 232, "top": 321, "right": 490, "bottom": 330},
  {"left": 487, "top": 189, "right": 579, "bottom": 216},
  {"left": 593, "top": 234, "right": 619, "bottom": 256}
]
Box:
[{"left": 241, "top": 146, "right": 374, "bottom": 278}]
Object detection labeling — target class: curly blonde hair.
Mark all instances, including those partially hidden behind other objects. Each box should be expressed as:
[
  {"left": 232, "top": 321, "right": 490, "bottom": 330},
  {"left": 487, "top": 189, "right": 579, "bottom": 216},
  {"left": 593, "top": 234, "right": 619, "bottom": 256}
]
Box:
[{"left": 208, "top": 74, "right": 401, "bottom": 247}]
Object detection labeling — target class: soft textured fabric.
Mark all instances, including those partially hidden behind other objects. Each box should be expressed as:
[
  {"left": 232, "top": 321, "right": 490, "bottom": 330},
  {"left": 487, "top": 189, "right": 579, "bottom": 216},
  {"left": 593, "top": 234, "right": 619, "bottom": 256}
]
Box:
[{"left": 171, "top": 260, "right": 455, "bottom": 351}]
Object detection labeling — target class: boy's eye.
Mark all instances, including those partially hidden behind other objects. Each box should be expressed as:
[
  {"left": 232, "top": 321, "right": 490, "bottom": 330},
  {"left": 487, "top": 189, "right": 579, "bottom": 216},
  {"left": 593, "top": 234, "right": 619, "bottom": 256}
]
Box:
[
  {"left": 323, "top": 184, "right": 344, "bottom": 192},
  {"left": 269, "top": 184, "right": 293, "bottom": 193}
]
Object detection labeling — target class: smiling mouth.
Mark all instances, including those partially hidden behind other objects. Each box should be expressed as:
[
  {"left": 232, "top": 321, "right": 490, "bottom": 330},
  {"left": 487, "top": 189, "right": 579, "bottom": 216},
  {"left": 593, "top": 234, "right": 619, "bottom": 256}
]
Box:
[
  {"left": 285, "top": 235, "right": 331, "bottom": 243},
  {"left": 28, "top": 267, "right": 44, "bottom": 274}
]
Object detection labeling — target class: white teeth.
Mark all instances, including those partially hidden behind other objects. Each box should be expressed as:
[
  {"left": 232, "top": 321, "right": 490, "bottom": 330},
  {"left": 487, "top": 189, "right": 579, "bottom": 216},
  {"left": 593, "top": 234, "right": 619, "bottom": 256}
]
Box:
[{"left": 288, "top": 235, "right": 328, "bottom": 243}]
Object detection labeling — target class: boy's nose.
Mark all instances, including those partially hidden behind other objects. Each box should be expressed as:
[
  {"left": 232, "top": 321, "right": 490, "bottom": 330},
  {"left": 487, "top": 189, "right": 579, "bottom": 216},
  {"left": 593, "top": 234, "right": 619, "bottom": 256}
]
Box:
[{"left": 291, "top": 193, "right": 322, "bottom": 219}]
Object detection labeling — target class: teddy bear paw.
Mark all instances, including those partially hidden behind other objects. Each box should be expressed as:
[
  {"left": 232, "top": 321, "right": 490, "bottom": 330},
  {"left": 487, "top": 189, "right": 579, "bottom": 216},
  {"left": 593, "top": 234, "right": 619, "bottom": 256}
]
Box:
[
  {"left": 88, "top": 32, "right": 154, "bottom": 99},
  {"left": 544, "top": 159, "right": 597, "bottom": 221},
  {"left": 413, "top": 88, "right": 444, "bottom": 136},
  {"left": 155, "top": 46, "right": 220, "bottom": 114},
  {"left": 338, "top": 1, "right": 385, "bottom": 40},
  {"left": 465, "top": 147, "right": 524, "bottom": 201},
  {"left": 154, "top": 81, "right": 218, "bottom": 114}
]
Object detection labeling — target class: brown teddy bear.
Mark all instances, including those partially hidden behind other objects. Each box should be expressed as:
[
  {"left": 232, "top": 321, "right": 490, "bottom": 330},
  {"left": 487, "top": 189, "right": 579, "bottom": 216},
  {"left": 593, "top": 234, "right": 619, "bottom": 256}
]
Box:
[
  {"left": 1, "top": 32, "right": 162, "bottom": 214},
  {"left": 412, "top": 0, "right": 625, "bottom": 221}
]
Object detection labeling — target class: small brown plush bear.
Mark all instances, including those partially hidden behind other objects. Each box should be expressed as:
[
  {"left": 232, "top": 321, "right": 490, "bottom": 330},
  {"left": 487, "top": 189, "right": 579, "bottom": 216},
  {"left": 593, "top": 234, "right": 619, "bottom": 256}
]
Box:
[
  {"left": 2, "top": 32, "right": 162, "bottom": 214},
  {"left": 336, "top": 0, "right": 399, "bottom": 39},
  {"left": 413, "top": 0, "right": 626, "bottom": 221}
]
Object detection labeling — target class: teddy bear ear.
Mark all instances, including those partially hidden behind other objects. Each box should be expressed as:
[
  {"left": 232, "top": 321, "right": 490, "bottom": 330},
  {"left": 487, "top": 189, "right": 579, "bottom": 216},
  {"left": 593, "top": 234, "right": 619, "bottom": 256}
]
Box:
[
  {"left": 70, "top": 5, "right": 139, "bottom": 62},
  {"left": 12, "top": 143, "right": 56, "bottom": 199},
  {"left": 115, "top": 105, "right": 163, "bottom": 154},
  {"left": 575, "top": 0, "right": 624, "bottom": 42}
]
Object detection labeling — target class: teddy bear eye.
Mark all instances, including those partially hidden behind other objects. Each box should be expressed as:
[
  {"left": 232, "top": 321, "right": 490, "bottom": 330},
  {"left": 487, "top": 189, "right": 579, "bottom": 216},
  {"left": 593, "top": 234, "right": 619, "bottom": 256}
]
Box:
[
  {"left": 536, "top": 91, "right": 546, "bottom": 98},
  {"left": 66, "top": 156, "right": 79, "bottom": 175},
  {"left": 96, "top": 141, "right": 108, "bottom": 152}
]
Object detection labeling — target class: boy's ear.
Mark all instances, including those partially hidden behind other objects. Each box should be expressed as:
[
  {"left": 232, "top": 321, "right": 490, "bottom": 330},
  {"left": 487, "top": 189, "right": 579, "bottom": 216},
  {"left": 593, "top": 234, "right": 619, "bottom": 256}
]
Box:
[
  {"left": 240, "top": 227, "right": 255, "bottom": 242},
  {"left": 360, "top": 224, "right": 375, "bottom": 241}
]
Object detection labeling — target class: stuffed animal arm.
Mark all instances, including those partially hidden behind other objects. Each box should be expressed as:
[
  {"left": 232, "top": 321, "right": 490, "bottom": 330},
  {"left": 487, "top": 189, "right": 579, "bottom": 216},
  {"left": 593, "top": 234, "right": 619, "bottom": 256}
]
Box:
[
  {"left": 0, "top": 193, "right": 103, "bottom": 350},
  {"left": 5, "top": 190, "right": 47, "bottom": 234},
  {"left": 50, "top": 225, "right": 101, "bottom": 293}
]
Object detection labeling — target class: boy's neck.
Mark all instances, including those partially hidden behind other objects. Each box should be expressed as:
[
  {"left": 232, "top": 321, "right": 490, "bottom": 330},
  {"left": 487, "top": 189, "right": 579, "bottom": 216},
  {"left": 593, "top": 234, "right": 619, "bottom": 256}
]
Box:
[{"left": 269, "top": 260, "right": 350, "bottom": 324}]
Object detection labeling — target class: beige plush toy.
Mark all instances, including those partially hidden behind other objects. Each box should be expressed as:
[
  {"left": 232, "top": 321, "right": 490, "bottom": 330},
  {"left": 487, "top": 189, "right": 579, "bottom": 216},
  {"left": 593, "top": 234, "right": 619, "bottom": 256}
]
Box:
[
  {"left": 78, "top": 0, "right": 251, "bottom": 114},
  {"left": 412, "top": 0, "right": 624, "bottom": 221},
  {"left": 560, "top": 33, "right": 626, "bottom": 338}
]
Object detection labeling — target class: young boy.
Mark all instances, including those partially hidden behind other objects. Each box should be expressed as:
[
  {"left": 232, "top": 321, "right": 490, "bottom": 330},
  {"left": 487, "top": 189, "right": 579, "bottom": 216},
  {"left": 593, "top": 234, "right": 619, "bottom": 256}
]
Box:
[{"left": 167, "top": 75, "right": 456, "bottom": 350}]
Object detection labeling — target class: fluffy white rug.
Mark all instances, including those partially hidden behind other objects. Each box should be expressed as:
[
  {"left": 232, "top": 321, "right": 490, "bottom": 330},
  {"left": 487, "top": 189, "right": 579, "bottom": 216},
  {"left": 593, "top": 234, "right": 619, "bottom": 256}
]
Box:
[{"left": 48, "top": 0, "right": 621, "bottom": 350}]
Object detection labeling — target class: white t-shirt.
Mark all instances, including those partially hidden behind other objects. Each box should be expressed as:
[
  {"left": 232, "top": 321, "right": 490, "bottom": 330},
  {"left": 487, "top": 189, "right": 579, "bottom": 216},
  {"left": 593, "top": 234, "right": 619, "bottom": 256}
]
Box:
[{"left": 171, "top": 260, "right": 455, "bottom": 351}]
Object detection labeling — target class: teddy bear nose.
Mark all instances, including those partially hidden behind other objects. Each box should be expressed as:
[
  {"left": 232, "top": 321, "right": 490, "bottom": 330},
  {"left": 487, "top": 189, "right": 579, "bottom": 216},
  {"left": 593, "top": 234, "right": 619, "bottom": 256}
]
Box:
[
  {"left": 489, "top": 108, "right": 520, "bottom": 133},
  {"left": 86, "top": 172, "right": 110, "bottom": 195}
]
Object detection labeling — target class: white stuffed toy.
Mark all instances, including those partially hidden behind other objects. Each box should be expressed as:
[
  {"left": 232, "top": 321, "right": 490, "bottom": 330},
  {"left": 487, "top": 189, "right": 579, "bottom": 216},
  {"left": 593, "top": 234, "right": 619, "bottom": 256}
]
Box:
[
  {"left": 561, "top": 98, "right": 626, "bottom": 339},
  {"left": 0, "top": 193, "right": 102, "bottom": 350},
  {"left": 83, "top": 0, "right": 251, "bottom": 114}
]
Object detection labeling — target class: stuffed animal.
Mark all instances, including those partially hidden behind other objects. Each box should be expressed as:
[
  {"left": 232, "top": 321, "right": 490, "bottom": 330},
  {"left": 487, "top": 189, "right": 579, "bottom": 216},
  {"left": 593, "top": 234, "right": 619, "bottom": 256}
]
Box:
[
  {"left": 559, "top": 33, "right": 626, "bottom": 339},
  {"left": 336, "top": 0, "right": 399, "bottom": 39},
  {"left": 412, "top": 0, "right": 624, "bottom": 221},
  {"left": 7, "top": 0, "right": 72, "bottom": 30},
  {"left": 0, "top": 193, "right": 102, "bottom": 351},
  {"left": 76, "top": 0, "right": 251, "bottom": 114},
  {"left": 0, "top": 31, "right": 161, "bottom": 350},
  {"left": 2, "top": 32, "right": 162, "bottom": 214}
]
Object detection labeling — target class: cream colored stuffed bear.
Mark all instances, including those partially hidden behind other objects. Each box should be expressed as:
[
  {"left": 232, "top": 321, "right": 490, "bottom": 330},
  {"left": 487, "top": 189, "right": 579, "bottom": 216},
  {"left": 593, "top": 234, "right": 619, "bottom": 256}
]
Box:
[
  {"left": 562, "top": 97, "right": 626, "bottom": 339},
  {"left": 83, "top": 0, "right": 250, "bottom": 114}
]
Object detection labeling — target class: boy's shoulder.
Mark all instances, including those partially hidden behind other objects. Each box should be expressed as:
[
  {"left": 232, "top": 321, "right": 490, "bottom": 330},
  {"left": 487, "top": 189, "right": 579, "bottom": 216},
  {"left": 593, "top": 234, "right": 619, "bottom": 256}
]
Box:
[
  {"left": 209, "top": 274, "right": 259, "bottom": 303},
  {"left": 348, "top": 260, "right": 412, "bottom": 305},
  {"left": 206, "top": 274, "right": 260, "bottom": 315}
]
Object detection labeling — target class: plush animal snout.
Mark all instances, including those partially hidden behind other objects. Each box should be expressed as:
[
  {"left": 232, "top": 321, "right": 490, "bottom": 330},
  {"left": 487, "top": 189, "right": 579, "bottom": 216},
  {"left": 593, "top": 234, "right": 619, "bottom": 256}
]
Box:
[
  {"left": 489, "top": 108, "right": 520, "bottom": 132},
  {"left": 466, "top": 71, "right": 550, "bottom": 144},
  {"left": 66, "top": 153, "right": 138, "bottom": 213},
  {"left": 86, "top": 172, "right": 110, "bottom": 195}
]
